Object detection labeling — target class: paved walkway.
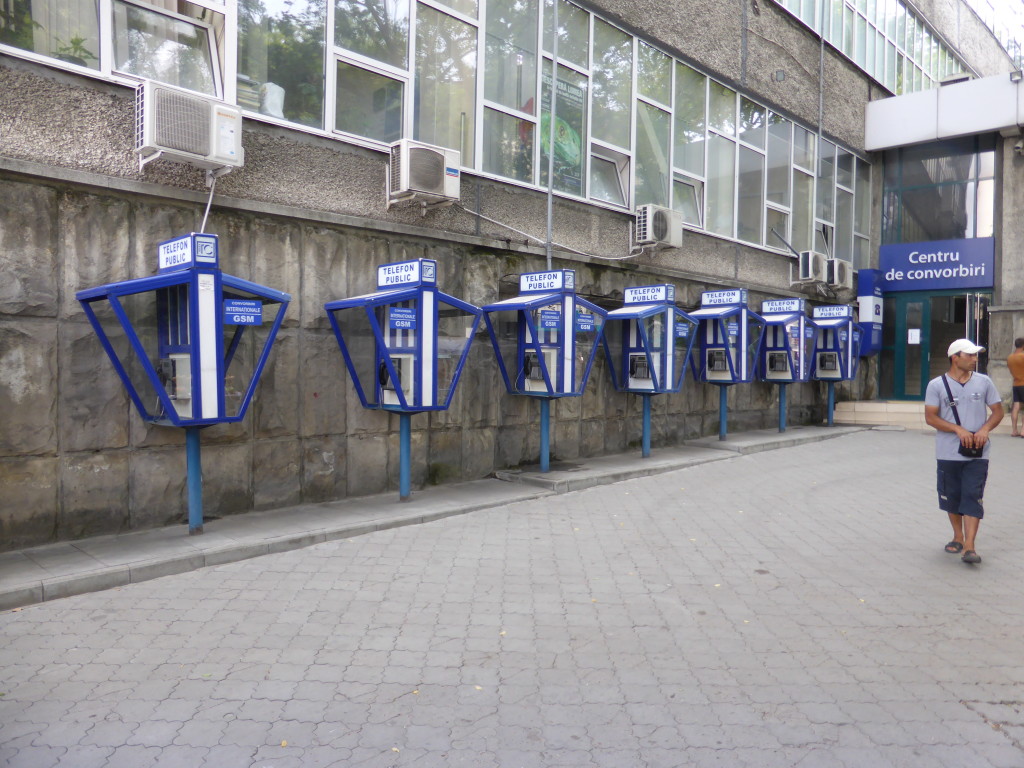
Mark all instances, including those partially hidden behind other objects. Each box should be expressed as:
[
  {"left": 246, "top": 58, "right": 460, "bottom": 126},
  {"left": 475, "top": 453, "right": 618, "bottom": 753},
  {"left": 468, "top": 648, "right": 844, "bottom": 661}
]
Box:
[{"left": 3, "top": 427, "right": 1024, "bottom": 767}]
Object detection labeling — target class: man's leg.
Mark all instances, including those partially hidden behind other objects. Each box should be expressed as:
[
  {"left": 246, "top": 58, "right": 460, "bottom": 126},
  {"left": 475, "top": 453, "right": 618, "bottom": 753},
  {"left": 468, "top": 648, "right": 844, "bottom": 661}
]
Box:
[
  {"left": 1012, "top": 402, "right": 1021, "bottom": 436},
  {"left": 960, "top": 460, "right": 988, "bottom": 563},
  {"left": 947, "top": 512, "right": 965, "bottom": 548},
  {"left": 963, "top": 514, "right": 980, "bottom": 553}
]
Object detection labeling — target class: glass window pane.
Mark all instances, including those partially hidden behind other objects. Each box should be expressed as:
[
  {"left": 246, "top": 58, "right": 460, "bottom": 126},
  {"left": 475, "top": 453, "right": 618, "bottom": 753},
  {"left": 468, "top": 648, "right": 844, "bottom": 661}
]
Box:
[
  {"left": 540, "top": 63, "right": 587, "bottom": 196},
  {"left": 590, "top": 154, "right": 625, "bottom": 206},
  {"left": 635, "top": 102, "right": 670, "bottom": 207},
  {"left": 672, "top": 176, "right": 703, "bottom": 227},
  {"left": 855, "top": 12, "right": 866, "bottom": 67},
  {"left": 766, "top": 207, "right": 789, "bottom": 250},
  {"left": 831, "top": 0, "right": 843, "bottom": 44},
  {"left": 238, "top": 0, "right": 327, "bottom": 127},
  {"left": 542, "top": 0, "right": 588, "bottom": 68},
  {"left": 334, "top": 0, "right": 409, "bottom": 68},
  {"left": 855, "top": 158, "right": 871, "bottom": 234},
  {"left": 485, "top": 0, "right": 538, "bottom": 113},
  {"left": 854, "top": 234, "right": 869, "bottom": 270},
  {"left": 415, "top": 5, "right": 476, "bottom": 163},
  {"left": 637, "top": 42, "right": 671, "bottom": 105},
  {"left": 793, "top": 124, "right": 814, "bottom": 170},
  {"left": 792, "top": 169, "right": 813, "bottom": 253},
  {"left": 708, "top": 81, "right": 735, "bottom": 136},
  {"left": 706, "top": 134, "right": 735, "bottom": 237},
  {"left": 591, "top": 19, "right": 631, "bottom": 148},
  {"left": 335, "top": 61, "right": 403, "bottom": 142},
  {"left": 113, "top": 0, "right": 217, "bottom": 95},
  {"left": 737, "top": 146, "right": 764, "bottom": 245},
  {"left": 975, "top": 178, "right": 994, "bottom": 238},
  {"left": 843, "top": 5, "right": 853, "bottom": 57},
  {"left": 435, "top": 0, "right": 476, "bottom": 19},
  {"left": 739, "top": 97, "right": 765, "bottom": 148},
  {"left": 836, "top": 147, "right": 854, "bottom": 188},
  {"left": 483, "top": 108, "right": 533, "bottom": 183},
  {"left": 673, "top": 62, "right": 706, "bottom": 177},
  {"left": 835, "top": 188, "right": 853, "bottom": 259},
  {"left": 766, "top": 113, "right": 791, "bottom": 207},
  {"left": 816, "top": 137, "right": 835, "bottom": 221},
  {"left": 0, "top": 0, "right": 100, "bottom": 70}
]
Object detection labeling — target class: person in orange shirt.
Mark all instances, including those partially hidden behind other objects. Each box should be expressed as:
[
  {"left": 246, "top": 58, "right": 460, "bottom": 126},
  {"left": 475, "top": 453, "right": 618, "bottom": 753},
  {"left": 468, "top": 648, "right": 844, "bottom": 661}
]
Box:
[{"left": 1008, "top": 338, "right": 1024, "bottom": 436}]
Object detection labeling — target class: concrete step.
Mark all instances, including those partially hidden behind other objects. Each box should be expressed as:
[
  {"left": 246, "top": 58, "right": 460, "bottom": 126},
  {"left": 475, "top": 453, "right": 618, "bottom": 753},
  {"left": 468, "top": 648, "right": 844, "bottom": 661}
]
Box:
[{"left": 834, "top": 400, "right": 1019, "bottom": 434}]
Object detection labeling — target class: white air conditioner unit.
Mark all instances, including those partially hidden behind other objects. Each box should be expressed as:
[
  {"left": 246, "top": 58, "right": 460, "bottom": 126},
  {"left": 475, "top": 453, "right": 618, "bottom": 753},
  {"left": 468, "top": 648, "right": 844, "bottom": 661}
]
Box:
[
  {"left": 388, "top": 139, "right": 461, "bottom": 206},
  {"left": 136, "top": 81, "right": 244, "bottom": 171},
  {"left": 797, "top": 251, "right": 828, "bottom": 283},
  {"left": 635, "top": 205, "right": 683, "bottom": 248},
  {"left": 826, "top": 258, "right": 854, "bottom": 290}
]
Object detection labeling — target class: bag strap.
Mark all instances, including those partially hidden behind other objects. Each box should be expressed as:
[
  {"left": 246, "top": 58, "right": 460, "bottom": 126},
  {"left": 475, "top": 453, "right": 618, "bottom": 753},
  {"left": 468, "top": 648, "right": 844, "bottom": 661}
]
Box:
[{"left": 941, "top": 375, "right": 962, "bottom": 426}]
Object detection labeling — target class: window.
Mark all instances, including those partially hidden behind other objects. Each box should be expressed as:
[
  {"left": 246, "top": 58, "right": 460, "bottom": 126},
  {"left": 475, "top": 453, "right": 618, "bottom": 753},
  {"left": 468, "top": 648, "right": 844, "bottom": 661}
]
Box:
[
  {"left": 591, "top": 19, "right": 631, "bottom": 149},
  {"left": 238, "top": 0, "right": 326, "bottom": 126},
  {"left": 539, "top": 63, "right": 587, "bottom": 196},
  {"left": 485, "top": 0, "right": 538, "bottom": 113},
  {"left": 706, "top": 133, "right": 735, "bottom": 237},
  {"left": 635, "top": 102, "right": 670, "bottom": 207},
  {"left": 113, "top": 0, "right": 219, "bottom": 96},
  {"left": 415, "top": 4, "right": 477, "bottom": 163},
  {"left": 542, "top": 0, "right": 588, "bottom": 68},
  {"left": 673, "top": 175, "right": 703, "bottom": 227},
  {"left": 483, "top": 108, "right": 533, "bottom": 182},
  {"left": 334, "top": 60, "right": 403, "bottom": 142},
  {"left": 334, "top": 0, "right": 409, "bottom": 69},
  {"left": 637, "top": 41, "right": 670, "bottom": 106},
  {"left": 673, "top": 63, "right": 706, "bottom": 178},
  {"left": 0, "top": 0, "right": 100, "bottom": 70},
  {"left": 590, "top": 147, "right": 628, "bottom": 207},
  {"left": 737, "top": 145, "right": 764, "bottom": 244}
]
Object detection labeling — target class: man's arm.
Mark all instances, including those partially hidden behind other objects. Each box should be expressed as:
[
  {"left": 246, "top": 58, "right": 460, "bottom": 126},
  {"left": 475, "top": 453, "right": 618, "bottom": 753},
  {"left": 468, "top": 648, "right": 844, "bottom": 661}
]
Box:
[
  {"left": 924, "top": 404, "right": 974, "bottom": 446},
  {"left": 973, "top": 401, "right": 1004, "bottom": 448}
]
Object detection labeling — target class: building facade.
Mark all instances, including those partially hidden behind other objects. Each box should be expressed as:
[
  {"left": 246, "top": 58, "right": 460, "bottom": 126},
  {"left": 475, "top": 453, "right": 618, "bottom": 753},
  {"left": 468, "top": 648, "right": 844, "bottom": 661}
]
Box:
[{"left": 0, "top": 0, "right": 1018, "bottom": 549}]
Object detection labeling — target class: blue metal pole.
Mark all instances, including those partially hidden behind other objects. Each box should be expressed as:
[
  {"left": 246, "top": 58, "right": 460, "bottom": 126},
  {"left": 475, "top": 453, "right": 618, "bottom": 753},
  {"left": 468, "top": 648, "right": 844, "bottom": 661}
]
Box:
[
  {"left": 779, "top": 384, "right": 787, "bottom": 433},
  {"left": 540, "top": 398, "right": 550, "bottom": 473},
  {"left": 399, "top": 412, "right": 411, "bottom": 501},
  {"left": 718, "top": 385, "right": 728, "bottom": 441},
  {"left": 186, "top": 427, "right": 203, "bottom": 535},
  {"left": 642, "top": 394, "right": 651, "bottom": 458},
  {"left": 827, "top": 381, "right": 835, "bottom": 427}
]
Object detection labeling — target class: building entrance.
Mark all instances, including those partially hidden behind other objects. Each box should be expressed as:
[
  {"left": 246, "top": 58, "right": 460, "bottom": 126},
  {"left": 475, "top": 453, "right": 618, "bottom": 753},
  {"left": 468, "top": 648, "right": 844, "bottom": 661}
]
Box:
[{"left": 879, "top": 290, "right": 990, "bottom": 400}]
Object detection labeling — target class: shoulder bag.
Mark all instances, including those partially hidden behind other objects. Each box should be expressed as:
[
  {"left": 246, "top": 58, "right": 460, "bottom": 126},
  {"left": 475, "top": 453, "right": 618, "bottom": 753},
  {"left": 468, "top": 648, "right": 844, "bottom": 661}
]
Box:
[{"left": 942, "top": 375, "right": 984, "bottom": 458}]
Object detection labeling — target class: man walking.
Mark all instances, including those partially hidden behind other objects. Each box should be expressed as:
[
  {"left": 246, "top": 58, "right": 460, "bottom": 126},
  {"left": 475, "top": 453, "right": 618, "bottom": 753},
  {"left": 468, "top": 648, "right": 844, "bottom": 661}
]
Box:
[
  {"left": 924, "top": 339, "right": 1003, "bottom": 564},
  {"left": 1007, "top": 337, "right": 1024, "bottom": 436}
]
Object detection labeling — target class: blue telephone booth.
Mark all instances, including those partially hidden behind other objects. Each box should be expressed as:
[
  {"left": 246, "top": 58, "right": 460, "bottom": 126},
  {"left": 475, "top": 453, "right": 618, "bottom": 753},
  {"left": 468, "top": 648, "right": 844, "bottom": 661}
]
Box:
[
  {"left": 811, "top": 304, "right": 863, "bottom": 426},
  {"left": 688, "top": 289, "right": 765, "bottom": 440},
  {"left": 324, "top": 258, "right": 482, "bottom": 499},
  {"left": 482, "top": 269, "right": 606, "bottom": 471},
  {"left": 603, "top": 284, "right": 696, "bottom": 457},
  {"left": 755, "top": 298, "right": 815, "bottom": 432},
  {"left": 76, "top": 233, "right": 291, "bottom": 533}
]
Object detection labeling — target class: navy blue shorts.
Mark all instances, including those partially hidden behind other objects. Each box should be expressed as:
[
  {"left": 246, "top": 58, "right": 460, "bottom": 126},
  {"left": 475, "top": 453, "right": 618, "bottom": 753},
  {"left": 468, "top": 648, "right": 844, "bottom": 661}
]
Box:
[
  {"left": 1013, "top": 385, "right": 1024, "bottom": 404},
  {"left": 936, "top": 459, "right": 988, "bottom": 519}
]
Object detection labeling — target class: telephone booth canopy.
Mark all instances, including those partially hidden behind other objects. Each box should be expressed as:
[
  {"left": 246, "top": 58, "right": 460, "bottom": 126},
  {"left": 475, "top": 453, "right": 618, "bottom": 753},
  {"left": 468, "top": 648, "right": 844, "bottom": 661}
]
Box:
[
  {"left": 811, "top": 304, "right": 863, "bottom": 381},
  {"left": 324, "top": 259, "right": 482, "bottom": 413},
  {"left": 755, "top": 298, "right": 815, "bottom": 383},
  {"left": 76, "top": 233, "right": 291, "bottom": 427},
  {"left": 482, "top": 269, "right": 606, "bottom": 397},
  {"left": 688, "top": 289, "right": 765, "bottom": 384},
  {"left": 603, "top": 284, "right": 696, "bottom": 393}
]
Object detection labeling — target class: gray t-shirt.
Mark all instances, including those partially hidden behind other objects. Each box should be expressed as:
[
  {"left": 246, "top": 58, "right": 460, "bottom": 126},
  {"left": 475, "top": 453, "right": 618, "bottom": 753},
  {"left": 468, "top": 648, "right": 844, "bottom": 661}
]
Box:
[{"left": 924, "top": 371, "right": 1000, "bottom": 461}]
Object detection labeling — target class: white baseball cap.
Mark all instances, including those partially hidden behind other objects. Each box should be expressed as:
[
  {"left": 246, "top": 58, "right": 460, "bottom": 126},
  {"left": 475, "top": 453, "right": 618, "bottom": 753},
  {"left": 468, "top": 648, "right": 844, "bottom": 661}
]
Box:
[{"left": 948, "top": 338, "right": 984, "bottom": 357}]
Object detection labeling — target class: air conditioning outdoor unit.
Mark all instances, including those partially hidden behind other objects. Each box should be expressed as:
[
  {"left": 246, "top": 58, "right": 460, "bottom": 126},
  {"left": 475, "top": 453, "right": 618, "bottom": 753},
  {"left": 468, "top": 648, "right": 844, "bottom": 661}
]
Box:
[
  {"left": 136, "top": 81, "right": 244, "bottom": 171},
  {"left": 635, "top": 205, "right": 683, "bottom": 248},
  {"left": 826, "top": 258, "right": 854, "bottom": 290},
  {"left": 797, "top": 251, "right": 828, "bottom": 283},
  {"left": 388, "top": 139, "right": 461, "bottom": 206}
]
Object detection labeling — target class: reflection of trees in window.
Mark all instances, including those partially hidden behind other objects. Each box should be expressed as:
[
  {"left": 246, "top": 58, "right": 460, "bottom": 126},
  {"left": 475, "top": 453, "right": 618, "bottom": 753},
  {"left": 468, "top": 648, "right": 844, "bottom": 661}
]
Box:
[
  {"left": 415, "top": 5, "right": 476, "bottom": 163},
  {"left": 484, "top": 0, "right": 537, "bottom": 113},
  {"left": 591, "top": 19, "right": 631, "bottom": 148},
  {"left": 0, "top": 0, "right": 99, "bottom": 69},
  {"left": 238, "top": 0, "right": 325, "bottom": 128},
  {"left": 114, "top": 1, "right": 216, "bottom": 95},
  {"left": 673, "top": 63, "right": 705, "bottom": 178},
  {"left": 334, "top": 0, "right": 408, "bottom": 69}
]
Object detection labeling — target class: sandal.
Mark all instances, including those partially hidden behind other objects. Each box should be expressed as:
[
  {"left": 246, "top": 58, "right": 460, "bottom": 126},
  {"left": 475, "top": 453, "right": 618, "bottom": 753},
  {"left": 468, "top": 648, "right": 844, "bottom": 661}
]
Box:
[
  {"left": 962, "top": 550, "right": 982, "bottom": 564},
  {"left": 944, "top": 541, "right": 964, "bottom": 553}
]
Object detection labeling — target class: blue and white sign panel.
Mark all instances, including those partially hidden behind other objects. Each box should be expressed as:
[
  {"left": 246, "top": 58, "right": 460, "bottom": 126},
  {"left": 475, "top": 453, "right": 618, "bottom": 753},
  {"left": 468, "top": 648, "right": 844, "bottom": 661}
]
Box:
[
  {"left": 812, "top": 305, "right": 854, "bottom": 319},
  {"left": 675, "top": 322, "right": 690, "bottom": 338},
  {"left": 224, "top": 299, "right": 262, "bottom": 325},
  {"left": 624, "top": 285, "right": 673, "bottom": 304},
  {"left": 378, "top": 259, "right": 436, "bottom": 288},
  {"left": 762, "top": 298, "right": 804, "bottom": 314},
  {"left": 521, "top": 270, "right": 572, "bottom": 294},
  {"left": 540, "top": 309, "right": 562, "bottom": 329},
  {"left": 879, "top": 237, "right": 994, "bottom": 292},
  {"left": 158, "top": 233, "right": 219, "bottom": 273},
  {"left": 701, "top": 289, "right": 747, "bottom": 307},
  {"left": 388, "top": 307, "right": 417, "bottom": 329},
  {"left": 576, "top": 313, "right": 595, "bottom": 331}
]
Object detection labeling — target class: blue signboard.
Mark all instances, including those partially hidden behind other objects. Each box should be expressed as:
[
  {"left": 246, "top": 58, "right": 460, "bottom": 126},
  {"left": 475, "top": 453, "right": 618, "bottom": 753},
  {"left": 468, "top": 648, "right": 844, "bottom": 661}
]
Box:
[
  {"left": 576, "top": 313, "right": 595, "bottom": 331},
  {"left": 540, "top": 309, "right": 562, "bottom": 329},
  {"left": 224, "top": 299, "right": 262, "bottom": 325},
  {"left": 675, "top": 322, "right": 689, "bottom": 338},
  {"left": 389, "top": 306, "right": 417, "bottom": 330},
  {"left": 879, "top": 237, "right": 994, "bottom": 292}
]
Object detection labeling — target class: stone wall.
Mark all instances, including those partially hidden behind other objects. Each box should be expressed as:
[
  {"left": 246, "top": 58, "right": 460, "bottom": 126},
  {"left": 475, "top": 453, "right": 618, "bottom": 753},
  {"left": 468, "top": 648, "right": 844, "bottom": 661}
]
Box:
[{"left": 0, "top": 173, "right": 844, "bottom": 549}]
